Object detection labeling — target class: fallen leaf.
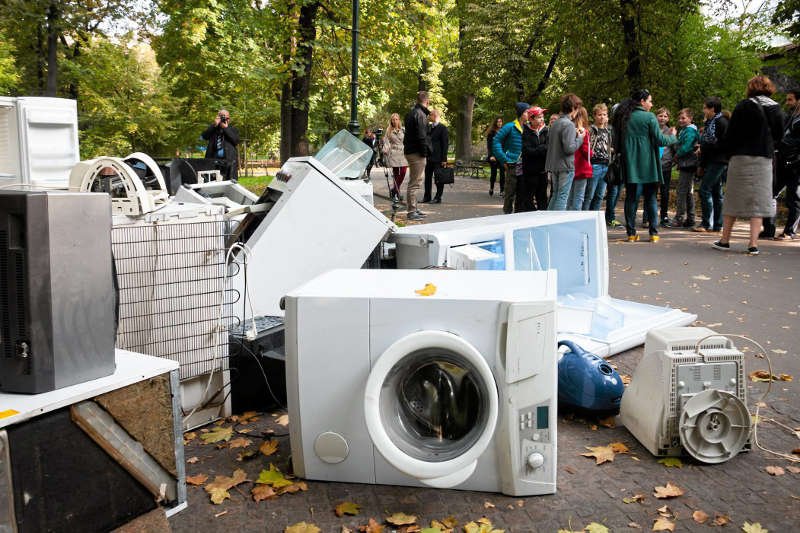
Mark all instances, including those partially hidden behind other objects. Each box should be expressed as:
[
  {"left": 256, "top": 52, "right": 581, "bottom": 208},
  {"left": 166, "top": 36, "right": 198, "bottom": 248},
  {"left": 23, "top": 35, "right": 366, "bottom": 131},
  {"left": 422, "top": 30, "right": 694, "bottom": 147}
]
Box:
[
  {"left": 232, "top": 411, "right": 259, "bottom": 424},
  {"left": 229, "top": 437, "right": 252, "bottom": 449},
  {"left": 584, "top": 523, "right": 609, "bottom": 533},
  {"left": 440, "top": 516, "right": 458, "bottom": 528},
  {"left": 598, "top": 416, "right": 616, "bottom": 428},
  {"left": 652, "top": 517, "right": 675, "bottom": 531},
  {"left": 692, "top": 274, "right": 711, "bottom": 280},
  {"left": 358, "top": 518, "right": 384, "bottom": 533},
  {"left": 779, "top": 373, "right": 793, "bottom": 382},
  {"left": 623, "top": 494, "right": 645, "bottom": 504},
  {"left": 237, "top": 428, "right": 253, "bottom": 434},
  {"left": 236, "top": 450, "right": 257, "bottom": 461},
  {"left": 285, "top": 522, "right": 321, "bottom": 533},
  {"left": 335, "top": 502, "right": 362, "bottom": 517},
  {"left": 420, "top": 528, "right": 443, "bottom": 533},
  {"left": 256, "top": 464, "right": 294, "bottom": 488},
  {"left": 183, "top": 432, "right": 197, "bottom": 443},
  {"left": 484, "top": 501, "right": 495, "bottom": 509},
  {"left": 657, "top": 505, "right": 670, "bottom": 516},
  {"left": 186, "top": 473, "right": 208, "bottom": 486},
  {"left": 621, "top": 374, "right": 632, "bottom": 385},
  {"left": 741, "top": 522, "right": 768, "bottom": 533},
  {"left": 609, "top": 442, "right": 630, "bottom": 454},
  {"left": 399, "top": 526, "right": 422, "bottom": 533},
  {"left": 706, "top": 322, "right": 723, "bottom": 328},
  {"left": 657, "top": 457, "right": 683, "bottom": 468},
  {"left": 692, "top": 510, "right": 709, "bottom": 524},
  {"left": 205, "top": 469, "right": 248, "bottom": 504},
  {"left": 275, "top": 414, "right": 290, "bottom": 426},
  {"left": 712, "top": 513, "right": 730, "bottom": 526},
  {"left": 765, "top": 465, "right": 785, "bottom": 476},
  {"left": 200, "top": 426, "right": 234, "bottom": 444},
  {"left": 770, "top": 349, "right": 788, "bottom": 354},
  {"left": 653, "top": 482, "right": 684, "bottom": 499},
  {"left": 641, "top": 269, "right": 661, "bottom": 276},
  {"left": 414, "top": 283, "right": 437, "bottom": 297},
  {"left": 187, "top": 456, "right": 199, "bottom": 464},
  {"left": 386, "top": 513, "right": 417, "bottom": 526},
  {"left": 628, "top": 522, "right": 642, "bottom": 529},
  {"left": 581, "top": 445, "right": 617, "bottom": 465},
  {"left": 252, "top": 485, "right": 276, "bottom": 502},
  {"left": 259, "top": 439, "right": 280, "bottom": 456},
  {"left": 787, "top": 466, "right": 800, "bottom": 474}
]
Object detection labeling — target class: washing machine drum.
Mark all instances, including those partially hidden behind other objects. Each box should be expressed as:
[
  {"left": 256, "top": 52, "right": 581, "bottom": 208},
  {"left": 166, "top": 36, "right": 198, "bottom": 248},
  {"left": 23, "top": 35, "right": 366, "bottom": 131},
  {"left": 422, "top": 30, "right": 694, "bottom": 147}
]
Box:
[
  {"left": 398, "top": 361, "right": 481, "bottom": 442},
  {"left": 364, "top": 330, "right": 499, "bottom": 487}
]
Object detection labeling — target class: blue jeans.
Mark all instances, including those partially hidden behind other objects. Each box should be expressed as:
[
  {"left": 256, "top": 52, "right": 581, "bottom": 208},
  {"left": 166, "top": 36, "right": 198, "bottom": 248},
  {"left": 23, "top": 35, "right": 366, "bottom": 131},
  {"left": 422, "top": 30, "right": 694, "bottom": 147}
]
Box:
[
  {"left": 585, "top": 164, "right": 608, "bottom": 210},
  {"left": 605, "top": 183, "right": 621, "bottom": 224},
  {"left": 624, "top": 182, "right": 659, "bottom": 236},
  {"left": 567, "top": 179, "right": 589, "bottom": 210},
  {"left": 548, "top": 170, "right": 574, "bottom": 211},
  {"left": 699, "top": 163, "right": 726, "bottom": 230}
]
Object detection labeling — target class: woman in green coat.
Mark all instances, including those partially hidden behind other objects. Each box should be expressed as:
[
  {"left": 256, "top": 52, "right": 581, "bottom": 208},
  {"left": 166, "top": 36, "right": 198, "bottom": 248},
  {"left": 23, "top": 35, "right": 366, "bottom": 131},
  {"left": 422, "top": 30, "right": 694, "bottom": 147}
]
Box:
[{"left": 617, "top": 90, "right": 677, "bottom": 242}]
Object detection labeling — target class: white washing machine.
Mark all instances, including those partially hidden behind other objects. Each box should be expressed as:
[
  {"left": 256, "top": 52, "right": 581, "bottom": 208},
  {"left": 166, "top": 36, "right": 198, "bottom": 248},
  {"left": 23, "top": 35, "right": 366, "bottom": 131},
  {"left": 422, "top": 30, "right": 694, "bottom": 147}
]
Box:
[{"left": 285, "top": 269, "right": 558, "bottom": 496}]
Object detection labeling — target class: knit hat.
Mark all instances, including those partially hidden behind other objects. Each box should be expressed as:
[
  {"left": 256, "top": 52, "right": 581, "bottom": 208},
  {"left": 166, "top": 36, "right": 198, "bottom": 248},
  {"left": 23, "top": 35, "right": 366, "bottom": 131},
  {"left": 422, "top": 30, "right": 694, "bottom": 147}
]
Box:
[{"left": 515, "top": 102, "right": 531, "bottom": 117}]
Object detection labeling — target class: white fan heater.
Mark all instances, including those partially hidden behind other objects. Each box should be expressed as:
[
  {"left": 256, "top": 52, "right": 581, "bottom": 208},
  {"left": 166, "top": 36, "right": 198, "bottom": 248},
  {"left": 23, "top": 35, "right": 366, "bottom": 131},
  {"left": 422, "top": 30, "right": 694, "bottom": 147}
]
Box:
[{"left": 619, "top": 327, "right": 750, "bottom": 464}]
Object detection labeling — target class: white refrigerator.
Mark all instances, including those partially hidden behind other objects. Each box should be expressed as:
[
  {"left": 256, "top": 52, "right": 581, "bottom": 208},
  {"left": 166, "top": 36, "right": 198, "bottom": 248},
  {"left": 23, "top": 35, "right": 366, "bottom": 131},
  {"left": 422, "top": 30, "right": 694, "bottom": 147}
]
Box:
[
  {"left": 393, "top": 211, "right": 696, "bottom": 357},
  {"left": 0, "top": 97, "right": 79, "bottom": 189}
]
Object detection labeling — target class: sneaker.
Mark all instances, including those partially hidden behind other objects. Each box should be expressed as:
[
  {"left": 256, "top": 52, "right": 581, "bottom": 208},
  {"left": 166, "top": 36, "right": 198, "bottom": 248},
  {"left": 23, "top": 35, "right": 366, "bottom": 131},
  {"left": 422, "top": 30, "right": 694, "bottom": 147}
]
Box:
[
  {"left": 774, "top": 233, "right": 797, "bottom": 240},
  {"left": 712, "top": 241, "right": 730, "bottom": 250},
  {"left": 608, "top": 219, "right": 622, "bottom": 228},
  {"left": 660, "top": 218, "right": 672, "bottom": 228},
  {"left": 407, "top": 212, "right": 425, "bottom": 221},
  {"left": 415, "top": 209, "right": 427, "bottom": 216},
  {"left": 626, "top": 234, "right": 639, "bottom": 242},
  {"left": 650, "top": 235, "right": 660, "bottom": 243},
  {"left": 692, "top": 226, "right": 708, "bottom": 232},
  {"left": 746, "top": 246, "right": 760, "bottom": 255},
  {"left": 758, "top": 230, "right": 774, "bottom": 239}
]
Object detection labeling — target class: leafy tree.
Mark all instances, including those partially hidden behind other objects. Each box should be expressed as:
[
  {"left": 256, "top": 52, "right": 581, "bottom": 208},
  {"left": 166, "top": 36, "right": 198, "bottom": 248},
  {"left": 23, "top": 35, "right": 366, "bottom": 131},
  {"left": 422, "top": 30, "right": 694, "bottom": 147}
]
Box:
[{"left": 0, "top": 29, "right": 19, "bottom": 93}]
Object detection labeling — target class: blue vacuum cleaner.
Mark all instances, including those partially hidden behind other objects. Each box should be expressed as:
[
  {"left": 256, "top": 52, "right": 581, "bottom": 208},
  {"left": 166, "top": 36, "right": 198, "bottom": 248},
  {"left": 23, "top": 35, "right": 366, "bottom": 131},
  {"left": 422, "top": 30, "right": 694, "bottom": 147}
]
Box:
[{"left": 557, "top": 340, "right": 624, "bottom": 413}]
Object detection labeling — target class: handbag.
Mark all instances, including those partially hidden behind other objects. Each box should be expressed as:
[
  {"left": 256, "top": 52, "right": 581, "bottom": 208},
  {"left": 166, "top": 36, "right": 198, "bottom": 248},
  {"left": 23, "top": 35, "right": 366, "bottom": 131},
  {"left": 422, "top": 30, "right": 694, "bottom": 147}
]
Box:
[
  {"left": 434, "top": 165, "right": 455, "bottom": 185},
  {"left": 605, "top": 154, "right": 624, "bottom": 186}
]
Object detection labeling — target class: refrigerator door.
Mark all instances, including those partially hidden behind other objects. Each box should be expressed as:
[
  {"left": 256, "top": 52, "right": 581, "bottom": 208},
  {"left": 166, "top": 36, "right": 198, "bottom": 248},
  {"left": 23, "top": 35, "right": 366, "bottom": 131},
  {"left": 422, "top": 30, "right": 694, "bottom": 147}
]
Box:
[
  {"left": 393, "top": 211, "right": 696, "bottom": 357},
  {"left": 16, "top": 98, "right": 79, "bottom": 188}
]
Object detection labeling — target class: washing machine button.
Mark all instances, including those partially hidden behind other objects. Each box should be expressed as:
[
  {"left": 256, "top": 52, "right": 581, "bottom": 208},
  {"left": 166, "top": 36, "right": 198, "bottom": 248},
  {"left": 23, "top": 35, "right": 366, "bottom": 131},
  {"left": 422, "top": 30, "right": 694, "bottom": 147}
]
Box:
[
  {"left": 314, "top": 431, "right": 349, "bottom": 464},
  {"left": 526, "top": 452, "right": 545, "bottom": 470}
]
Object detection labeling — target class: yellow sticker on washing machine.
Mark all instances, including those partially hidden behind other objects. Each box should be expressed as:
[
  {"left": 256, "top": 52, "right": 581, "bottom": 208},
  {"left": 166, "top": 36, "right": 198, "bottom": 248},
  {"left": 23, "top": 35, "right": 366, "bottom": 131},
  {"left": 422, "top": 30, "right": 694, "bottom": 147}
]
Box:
[
  {"left": 414, "top": 283, "right": 437, "bottom": 296},
  {"left": 0, "top": 409, "right": 19, "bottom": 419}
]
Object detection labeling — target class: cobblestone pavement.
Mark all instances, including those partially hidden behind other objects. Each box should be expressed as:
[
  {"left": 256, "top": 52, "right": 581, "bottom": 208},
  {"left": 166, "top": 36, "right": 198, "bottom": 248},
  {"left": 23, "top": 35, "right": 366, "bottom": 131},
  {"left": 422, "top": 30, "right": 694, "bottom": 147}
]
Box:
[{"left": 170, "top": 170, "right": 800, "bottom": 532}]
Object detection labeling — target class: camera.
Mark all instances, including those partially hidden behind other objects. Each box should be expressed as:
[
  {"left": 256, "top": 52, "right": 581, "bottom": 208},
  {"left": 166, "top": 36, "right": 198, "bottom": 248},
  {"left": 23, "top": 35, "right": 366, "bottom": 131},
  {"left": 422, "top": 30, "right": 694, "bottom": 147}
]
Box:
[{"left": 219, "top": 115, "right": 228, "bottom": 124}]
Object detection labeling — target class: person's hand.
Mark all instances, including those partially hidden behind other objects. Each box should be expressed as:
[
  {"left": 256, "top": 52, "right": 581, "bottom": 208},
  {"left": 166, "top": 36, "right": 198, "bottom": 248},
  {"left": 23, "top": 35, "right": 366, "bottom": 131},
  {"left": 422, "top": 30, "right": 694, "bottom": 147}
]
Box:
[
  {"left": 489, "top": 156, "right": 496, "bottom": 162},
  {"left": 669, "top": 127, "right": 677, "bottom": 136},
  {"left": 213, "top": 115, "right": 221, "bottom": 127},
  {"left": 577, "top": 127, "right": 586, "bottom": 137}
]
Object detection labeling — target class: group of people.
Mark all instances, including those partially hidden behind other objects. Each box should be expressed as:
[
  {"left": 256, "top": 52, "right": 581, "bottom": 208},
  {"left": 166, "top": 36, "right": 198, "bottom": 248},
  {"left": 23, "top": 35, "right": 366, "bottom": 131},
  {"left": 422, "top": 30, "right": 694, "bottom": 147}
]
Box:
[
  {"left": 486, "top": 77, "right": 800, "bottom": 254},
  {"left": 373, "top": 91, "right": 449, "bottom": 220}
]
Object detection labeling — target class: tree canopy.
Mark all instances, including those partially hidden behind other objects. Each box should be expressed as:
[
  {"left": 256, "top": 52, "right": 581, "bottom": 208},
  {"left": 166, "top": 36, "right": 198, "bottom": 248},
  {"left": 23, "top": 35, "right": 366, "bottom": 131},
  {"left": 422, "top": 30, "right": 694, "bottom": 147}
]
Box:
[{"left": 0, "top": 0, "right": 795, "bottom": 160}]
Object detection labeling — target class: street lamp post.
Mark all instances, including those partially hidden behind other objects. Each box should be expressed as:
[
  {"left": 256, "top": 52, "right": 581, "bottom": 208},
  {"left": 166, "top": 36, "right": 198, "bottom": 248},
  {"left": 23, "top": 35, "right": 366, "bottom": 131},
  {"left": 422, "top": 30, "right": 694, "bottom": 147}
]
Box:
[{"left": 348, "top": 0, "right": 360, "bottom": 136}]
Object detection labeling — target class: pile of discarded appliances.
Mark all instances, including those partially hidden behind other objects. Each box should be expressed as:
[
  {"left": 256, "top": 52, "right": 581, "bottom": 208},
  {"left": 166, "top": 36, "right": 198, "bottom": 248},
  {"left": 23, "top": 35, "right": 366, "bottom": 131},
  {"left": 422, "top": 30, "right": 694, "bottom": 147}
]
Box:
[{"left": 2, "top": 96, "right": 755, "bottom": 502}]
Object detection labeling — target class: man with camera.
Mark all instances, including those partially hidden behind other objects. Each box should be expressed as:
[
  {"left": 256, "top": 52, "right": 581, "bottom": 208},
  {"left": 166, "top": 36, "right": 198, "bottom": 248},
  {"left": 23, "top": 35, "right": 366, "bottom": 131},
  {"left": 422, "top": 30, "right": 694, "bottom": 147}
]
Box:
[{"left": 202, "top": 109, "right": 240, "bottom": 181}]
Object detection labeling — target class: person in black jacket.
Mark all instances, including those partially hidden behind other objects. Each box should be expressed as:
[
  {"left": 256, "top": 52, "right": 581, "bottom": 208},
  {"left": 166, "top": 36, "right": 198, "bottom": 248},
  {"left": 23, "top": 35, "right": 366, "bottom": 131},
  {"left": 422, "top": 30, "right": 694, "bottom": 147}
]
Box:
[
  {"left": 422, "top": 109, "right": 449, "bottom": 204},
  {"left": 403, "top": 91, "right": 432, "bottom": 220},
  {"left": 202, "top": 109, "right": 240, "bottom": 181},
  {"left": 520, "top": 106, "right": 549, "bottom": 211},
  {"left": 711, "top": 76, "right": 784, "bottom": 256},
  {"left": 361, "top": 128, "right": 378, "bottom": 177},
  {"left": 694, "top": 97, "right": 729, "bottom": 232},
  {"left": 774, "top": 89, "right": 800, "bottom": 240}
]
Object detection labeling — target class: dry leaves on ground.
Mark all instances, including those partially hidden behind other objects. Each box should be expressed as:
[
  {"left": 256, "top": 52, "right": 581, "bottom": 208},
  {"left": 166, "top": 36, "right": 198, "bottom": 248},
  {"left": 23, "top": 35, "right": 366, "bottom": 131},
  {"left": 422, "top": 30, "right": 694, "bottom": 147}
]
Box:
[
  {"left": 335, "top": 502, "right": 362, "bottom": 517},
  {"left": 657, "top": 457, "right": 683, "bottom": 468},
  {"left": 741, "top": 522, "right": 768, "bottom": 533},
  {"left": 712, "top": 513, "right": 730, "bottom": 526},
  {"left": 692, "top": 274, "right": 711, "bottom": 281},
  {"left": 259, "top": 439, "right": 280, "bottom": 456},
  {"left": 285, "top": 522, "right": 321, "bottom": 533},
  {"left": 642, "top": 269, "right": 661, "bottom": 276},
  {"left": 228, "top": 437, "right": 252, "bottom": 449},
  {"left": 186, "top": 456, "right": 199, "bottom": 464},
  {"left": 652, "top": 517, "right": 675, "bottom": 531},
  {"left": 275, "top": 413, "right": 290, "bottom": 426},
  {"left": 358, "top": 518, "right": 384, "bottom": 533},
  {"left": 200, "top": 425, "right": 234, "bottom": 444},
  {"left": 186, "top": 473, "right": 208, "bottom": 486},
  {"left": 581, "top": 442, "right": 629, "bottom": 465},
  {"left": 386, "top": 513, "right": 417, "bottom": 526},
  {"left": 255, "top": 463, "right": 294, "bottom": 488},
  {"left": 653, "top": 482, "right": 684, "bottom": 499},
  {"left": 749, "top": 370, "right": 793, "bottom": 382},
  {"left": 463, "top": 517, "right": 504, "bottom": 533},
  {"left": 622, "top": 494, "right": 645, "bottom": 504},
  {"left": 231, "top": 411, "right": 259, "bottom": 424},
  {"left": 204, "top": 468, "right": 248, "bottom": 504},
  {"left": 692, "top": 510, "right": 709, "bottom": 524},
  {"left": 765, "top": 466, "right": 785, "bottom": 476}
]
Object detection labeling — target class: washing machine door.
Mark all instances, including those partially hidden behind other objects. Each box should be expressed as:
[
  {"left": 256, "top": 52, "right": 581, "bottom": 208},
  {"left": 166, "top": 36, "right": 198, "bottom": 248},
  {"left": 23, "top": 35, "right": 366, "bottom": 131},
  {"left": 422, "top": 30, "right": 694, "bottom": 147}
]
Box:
[{"left": 364, "top": 330, "right": 499, "bottom": 488}]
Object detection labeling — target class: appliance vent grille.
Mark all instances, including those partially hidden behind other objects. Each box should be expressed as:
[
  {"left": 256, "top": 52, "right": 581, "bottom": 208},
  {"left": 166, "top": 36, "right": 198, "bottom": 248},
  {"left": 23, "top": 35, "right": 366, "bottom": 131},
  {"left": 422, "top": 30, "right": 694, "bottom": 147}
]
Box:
[
  {"left": 13, "top": 252, "right": 25, "bottom": 340},
  {"left": 0, "top": 230, "right": 8, "bottom": 358},
  {"left": 112, "top": 218, "right": 237, "bottom": 380}
]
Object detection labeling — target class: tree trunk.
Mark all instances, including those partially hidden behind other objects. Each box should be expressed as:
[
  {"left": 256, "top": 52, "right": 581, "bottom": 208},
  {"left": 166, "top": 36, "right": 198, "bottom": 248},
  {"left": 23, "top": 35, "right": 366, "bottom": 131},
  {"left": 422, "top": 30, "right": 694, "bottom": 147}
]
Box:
[
  {"left": 455, "top": 93, "right": 474, "bottom": 162},
  {"left": 279, "top": 1, "right": 319, "bottom": 162},
  {"left": 45, "top": 1, "right": 59, "bottom": 96},
  {"left": 620, "top": 0, "right": 641, "bottom": 91}
]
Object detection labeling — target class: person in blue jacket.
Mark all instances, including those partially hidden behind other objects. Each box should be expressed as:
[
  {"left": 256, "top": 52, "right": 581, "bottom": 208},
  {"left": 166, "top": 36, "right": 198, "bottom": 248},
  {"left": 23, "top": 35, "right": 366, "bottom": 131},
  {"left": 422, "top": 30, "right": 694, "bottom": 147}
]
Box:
[{"left": 492, "top": 102, "right": 530, "bottom": 214}]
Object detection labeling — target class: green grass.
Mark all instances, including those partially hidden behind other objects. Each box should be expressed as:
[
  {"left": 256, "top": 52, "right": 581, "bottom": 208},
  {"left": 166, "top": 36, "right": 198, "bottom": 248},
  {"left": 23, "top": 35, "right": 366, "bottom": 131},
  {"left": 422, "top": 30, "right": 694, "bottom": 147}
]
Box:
[{"left": 237, "top": 174, "right": 273, "bottom": 195}]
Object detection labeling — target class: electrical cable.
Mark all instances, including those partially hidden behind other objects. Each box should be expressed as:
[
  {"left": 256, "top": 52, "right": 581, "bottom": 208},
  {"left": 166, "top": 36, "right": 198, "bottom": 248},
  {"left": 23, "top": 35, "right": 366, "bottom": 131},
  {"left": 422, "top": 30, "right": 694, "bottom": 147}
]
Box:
[{"left": 694, "top": 333, "right": 799, "bottom": 464}]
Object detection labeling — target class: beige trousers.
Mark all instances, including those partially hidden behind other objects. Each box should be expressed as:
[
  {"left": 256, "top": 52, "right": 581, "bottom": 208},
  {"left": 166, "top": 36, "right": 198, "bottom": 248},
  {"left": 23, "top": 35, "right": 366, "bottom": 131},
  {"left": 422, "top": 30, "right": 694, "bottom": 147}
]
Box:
[{"left": 405, "top": 152, "right": 426, "bottom": 213}]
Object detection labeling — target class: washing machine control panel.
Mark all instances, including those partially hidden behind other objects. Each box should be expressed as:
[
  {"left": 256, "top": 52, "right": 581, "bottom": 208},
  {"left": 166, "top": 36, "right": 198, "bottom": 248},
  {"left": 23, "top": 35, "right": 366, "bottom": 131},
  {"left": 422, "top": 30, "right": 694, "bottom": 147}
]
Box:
[{"left": 498, "top": 396, "right": 556, "bottom": 495}]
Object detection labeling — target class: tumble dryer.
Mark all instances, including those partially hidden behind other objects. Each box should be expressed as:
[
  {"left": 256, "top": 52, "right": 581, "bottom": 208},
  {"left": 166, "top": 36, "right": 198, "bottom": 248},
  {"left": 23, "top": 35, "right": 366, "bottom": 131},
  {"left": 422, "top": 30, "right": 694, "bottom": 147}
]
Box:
[{"left": 285, "top": 269, "right": 558, "bottom": 496}]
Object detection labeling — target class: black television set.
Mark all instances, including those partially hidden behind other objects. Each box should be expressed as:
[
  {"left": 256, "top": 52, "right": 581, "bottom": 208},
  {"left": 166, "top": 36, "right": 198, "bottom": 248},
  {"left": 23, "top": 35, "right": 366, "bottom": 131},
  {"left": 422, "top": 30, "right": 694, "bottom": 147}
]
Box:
[{"left": 0, "top": 190, "right": 116, "bottom": 394}]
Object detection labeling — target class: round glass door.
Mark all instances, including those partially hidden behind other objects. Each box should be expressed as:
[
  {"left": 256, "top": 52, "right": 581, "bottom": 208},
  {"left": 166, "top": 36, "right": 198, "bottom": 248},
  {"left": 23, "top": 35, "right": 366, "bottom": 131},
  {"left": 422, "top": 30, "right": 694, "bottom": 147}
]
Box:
[{"left": 364, "top": 331, "right": 498, "bottom": 485}]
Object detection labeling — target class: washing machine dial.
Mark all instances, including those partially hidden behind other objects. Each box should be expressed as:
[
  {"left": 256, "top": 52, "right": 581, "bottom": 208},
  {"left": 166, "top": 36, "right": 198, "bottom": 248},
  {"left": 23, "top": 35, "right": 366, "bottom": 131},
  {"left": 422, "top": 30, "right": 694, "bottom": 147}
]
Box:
[{"left": 526, "top": 452, "right": 545, "bottom": 470}]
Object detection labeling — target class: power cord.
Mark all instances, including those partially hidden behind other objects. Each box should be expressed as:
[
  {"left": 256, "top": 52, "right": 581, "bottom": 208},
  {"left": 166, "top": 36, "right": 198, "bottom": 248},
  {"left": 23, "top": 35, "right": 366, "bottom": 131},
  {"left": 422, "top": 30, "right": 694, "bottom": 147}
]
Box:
[{"left": 694, "top": 333, "right": 799, "bottom": 464}]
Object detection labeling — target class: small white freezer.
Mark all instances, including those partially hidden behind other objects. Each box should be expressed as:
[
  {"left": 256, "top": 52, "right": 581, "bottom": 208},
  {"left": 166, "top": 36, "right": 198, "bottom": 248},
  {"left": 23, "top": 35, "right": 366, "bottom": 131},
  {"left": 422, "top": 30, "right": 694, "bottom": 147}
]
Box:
[{"left": 393, "top": 211, "right": 696, "bottom": 357}]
